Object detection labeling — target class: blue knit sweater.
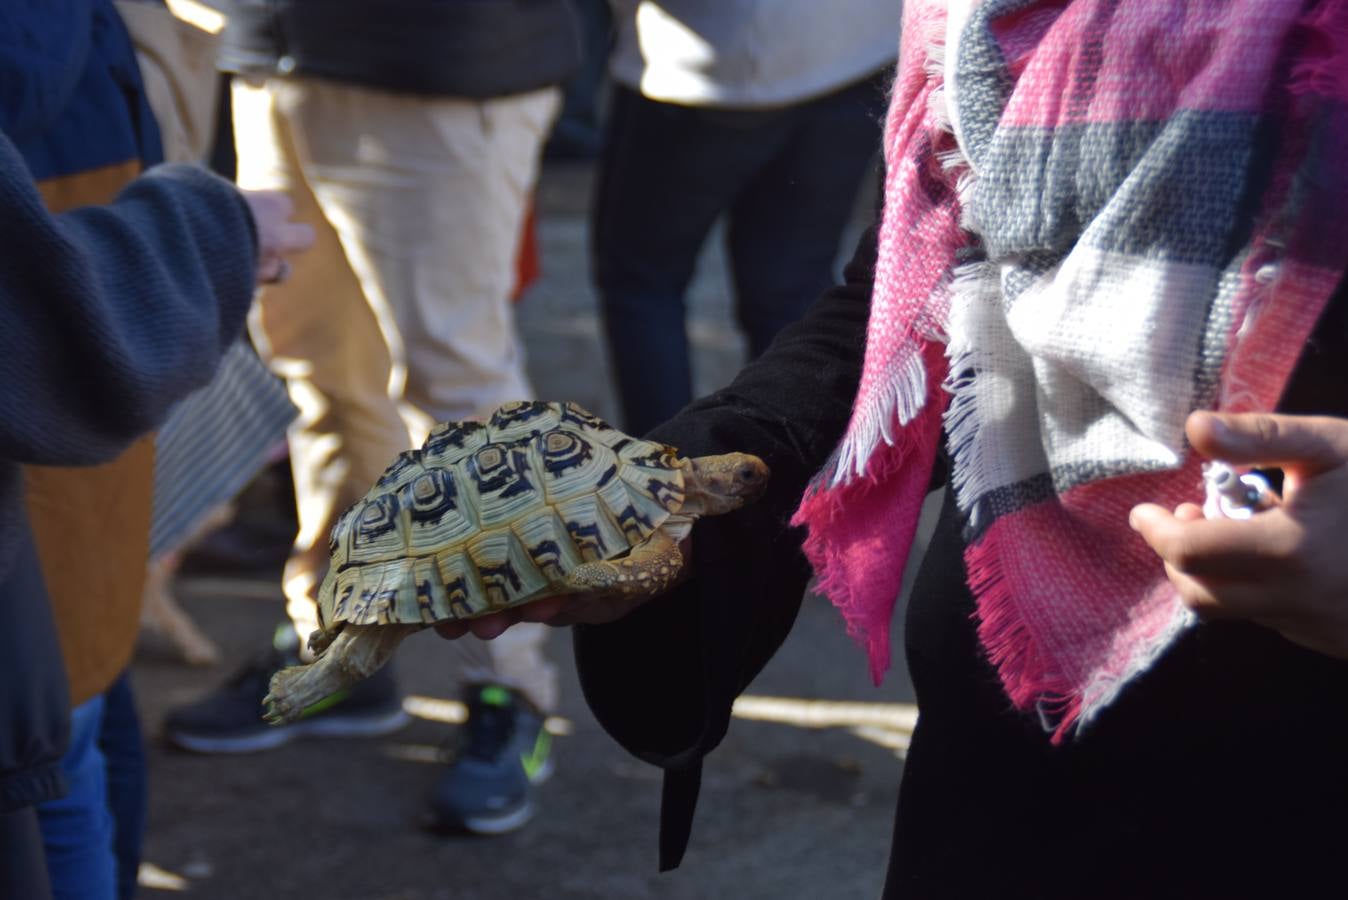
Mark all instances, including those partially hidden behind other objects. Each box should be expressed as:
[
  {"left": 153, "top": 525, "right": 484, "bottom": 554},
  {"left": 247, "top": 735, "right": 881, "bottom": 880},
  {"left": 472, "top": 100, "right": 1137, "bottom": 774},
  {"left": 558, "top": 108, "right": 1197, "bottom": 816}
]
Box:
[{"left": 0, "top": 130, "right": 257, "bottom": 810}]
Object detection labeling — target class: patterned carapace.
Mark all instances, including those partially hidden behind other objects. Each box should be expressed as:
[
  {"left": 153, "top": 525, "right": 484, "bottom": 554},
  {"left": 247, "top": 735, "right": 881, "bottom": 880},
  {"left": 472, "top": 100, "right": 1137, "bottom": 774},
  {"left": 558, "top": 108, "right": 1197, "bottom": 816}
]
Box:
[{"left": 318, "top": 401, "right": 686, "bottom": 630}]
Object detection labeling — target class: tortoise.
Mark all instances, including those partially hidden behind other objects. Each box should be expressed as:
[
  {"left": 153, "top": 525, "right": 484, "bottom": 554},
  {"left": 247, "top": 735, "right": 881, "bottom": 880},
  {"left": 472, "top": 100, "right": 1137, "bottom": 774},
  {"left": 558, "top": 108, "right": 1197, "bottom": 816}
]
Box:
[{"left": 263, "top": 400, "right": 769, "bottom": 724}]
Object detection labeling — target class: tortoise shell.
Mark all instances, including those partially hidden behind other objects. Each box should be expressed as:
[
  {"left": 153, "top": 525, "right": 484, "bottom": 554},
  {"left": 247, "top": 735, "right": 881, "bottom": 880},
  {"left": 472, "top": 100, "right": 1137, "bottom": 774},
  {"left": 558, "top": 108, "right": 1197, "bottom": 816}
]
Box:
[{"left": 317, "top": 401, "right": 686, "bottom": 630}]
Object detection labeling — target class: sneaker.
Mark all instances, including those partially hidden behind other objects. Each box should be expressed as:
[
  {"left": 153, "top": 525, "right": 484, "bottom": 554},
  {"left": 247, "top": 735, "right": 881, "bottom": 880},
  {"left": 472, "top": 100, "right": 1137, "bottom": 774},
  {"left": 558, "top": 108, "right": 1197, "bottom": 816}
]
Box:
[
  {"left": 163, "top": 624, "right": 410, "bottom": 753},
  {"left": 427, "top": 684, "right": 553, "bottom": 835}
]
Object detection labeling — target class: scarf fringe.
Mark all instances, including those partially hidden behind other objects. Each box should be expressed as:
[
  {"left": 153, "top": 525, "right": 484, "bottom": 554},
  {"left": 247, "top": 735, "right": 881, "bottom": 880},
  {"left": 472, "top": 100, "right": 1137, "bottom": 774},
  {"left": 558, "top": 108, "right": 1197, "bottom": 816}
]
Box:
[
  {"left": 928, "top": 98, "right": 1101, "bottom": 739},
  {"left": 828, "top": 346, "right": 929, "bottom": 487},
  {"left": 795, "top": 341, "right": 950, "bottom": 684},
  {"left": 800, "top": 3, "right": 968, "bottom": 684},
  {"left": 928, "top": 36, "right": 982, "bottom": 235},
  {"left": 964, "top": 536, "right": 1083, "bottom": 742},
  {"left": 926, "top": 40, "right": 953, "bottom": 133},
  {"left": 940, "top": 259, "right": 999, "bottom": 531},
  {"left": 1076, "top": 601, "right": 1197, "bottom": 731},
  {"left": 1287, "top": 0, "right": 1348, "bottom": 100},
  {"left": 1220, "top": 257, "right": 1270, "bottom": 413},
  {"left": 797, "top": 441, "right": 912, "bottom": 683}
]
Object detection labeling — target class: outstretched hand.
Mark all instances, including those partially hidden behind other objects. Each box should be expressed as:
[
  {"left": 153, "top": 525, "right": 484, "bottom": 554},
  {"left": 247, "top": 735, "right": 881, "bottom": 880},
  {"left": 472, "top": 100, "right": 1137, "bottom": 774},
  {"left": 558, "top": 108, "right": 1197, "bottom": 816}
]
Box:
[
  {"left": 1130, "top": 411, "right": 1348, "bottom": 659},
  {"left": 433, "top": 539, "right": 692, "bottom": 642},
  {"left": 243, "top": 190, "right": 315, "bottom": 284}
]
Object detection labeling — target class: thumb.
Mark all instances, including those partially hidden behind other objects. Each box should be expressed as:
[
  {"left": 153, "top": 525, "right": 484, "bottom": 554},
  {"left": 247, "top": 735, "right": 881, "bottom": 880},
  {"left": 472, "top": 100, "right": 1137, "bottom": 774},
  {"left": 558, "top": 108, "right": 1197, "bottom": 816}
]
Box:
[
  {"left": 1187, "top": 411, "right": 1348, "bottom": 477},
  {"left": 277, "top": 221, "right": 316, "bottom": 254}
]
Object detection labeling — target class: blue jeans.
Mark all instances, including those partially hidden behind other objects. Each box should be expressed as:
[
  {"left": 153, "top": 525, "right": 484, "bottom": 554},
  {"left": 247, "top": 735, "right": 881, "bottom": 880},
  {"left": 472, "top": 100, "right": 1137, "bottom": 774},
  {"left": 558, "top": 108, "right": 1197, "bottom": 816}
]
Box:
[
  {"left": 38, "top": 673, "right": 146, "bottom": 900},
  {"left": 39, "top": 692, "right": 116, "bottom": 900},
  {"left": 101, "top": 675, "right": 146, "bottom": 900},
  {"left": 592, "top": 73, "right": 887, "bottom": 435}
]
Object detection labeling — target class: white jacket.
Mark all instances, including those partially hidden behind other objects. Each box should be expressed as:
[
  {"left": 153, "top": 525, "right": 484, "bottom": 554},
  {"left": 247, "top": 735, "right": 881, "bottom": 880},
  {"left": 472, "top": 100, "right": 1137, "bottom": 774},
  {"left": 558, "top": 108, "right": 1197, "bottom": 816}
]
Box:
[{"left": 609, "top": 0, "right": 902, "bottom": 109}]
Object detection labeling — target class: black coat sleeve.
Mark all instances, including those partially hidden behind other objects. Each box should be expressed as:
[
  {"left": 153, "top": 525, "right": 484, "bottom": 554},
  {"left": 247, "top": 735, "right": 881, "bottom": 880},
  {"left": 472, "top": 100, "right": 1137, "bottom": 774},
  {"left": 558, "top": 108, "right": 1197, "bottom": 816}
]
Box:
[{"left": 572, "top": 225, "right": 877, "bottom": 863}]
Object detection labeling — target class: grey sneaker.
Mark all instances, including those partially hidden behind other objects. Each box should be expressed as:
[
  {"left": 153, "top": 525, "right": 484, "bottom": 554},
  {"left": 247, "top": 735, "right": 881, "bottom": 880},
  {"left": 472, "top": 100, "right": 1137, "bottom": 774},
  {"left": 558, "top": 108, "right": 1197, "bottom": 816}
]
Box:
[
  {"left": 427, "top": 684, "right": 553, "bottom": 835},
  {"left": 163, "top": 624, "right": 410, "bottom": 753}
]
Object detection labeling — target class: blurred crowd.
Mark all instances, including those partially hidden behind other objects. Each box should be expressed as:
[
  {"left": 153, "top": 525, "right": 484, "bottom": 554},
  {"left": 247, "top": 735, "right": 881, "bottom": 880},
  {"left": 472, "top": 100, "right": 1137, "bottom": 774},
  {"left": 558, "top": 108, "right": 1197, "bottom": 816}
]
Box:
[
  {"left": 0, "top": 1, "right": 894, "bottom": 896},
  {"left": 7, "top": 1, "right": 1348, "bottom": 899}
]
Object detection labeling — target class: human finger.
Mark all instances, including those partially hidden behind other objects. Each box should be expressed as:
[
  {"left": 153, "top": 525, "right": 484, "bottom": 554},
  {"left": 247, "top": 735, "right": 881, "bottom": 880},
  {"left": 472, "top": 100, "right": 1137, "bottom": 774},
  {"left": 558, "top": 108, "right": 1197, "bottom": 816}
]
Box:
[
  {"left": 515, "top": 595, "right": 569, "bottom": 623},
  {"left": 545, "top": 601, "right": 609, "bottom": 627},
  {"left": 276, "top": 221, "right": 316, "bottom": 254},
  {"left": 260, "top": 189, "right": 295, "bottom": 218},
  {"left": 434, "top": 621, "right": 472, "bottom": 640},
  {"left": 1170, "top": 565, "right": 1348, "bottom": 660},
  {"left": 257, "top": 258, "right": 292, "bottom": 284},
  {"left": 1161, "top": 563, "right": 1302, "bottom": 622},
  {"left": 243, "top": 190, "right": 315, "bottom": 278},
  {"left": 467, "top": 610, "right": 524, "bottom": 640},
  {"left": 1187, "top": 412, "right": 1348, "bottom": 477},
  {"left": 1173, "top": 502, "right": 1204, "bottom": 522},
  {"left": 553, "top": 593, "right": 652, "bottom": 626},
  {"left": 1163, "top": 564, "right": 1234, "bottom": 618},
  {"left": 1129, "top": 503, "right": 1300, "bottom": 580},
  {"left": 435, "top": 608, "right": 529, "bottom": 640},
  {"left": 1267, "top": 621, "right": 1348, "bottom": 661}
]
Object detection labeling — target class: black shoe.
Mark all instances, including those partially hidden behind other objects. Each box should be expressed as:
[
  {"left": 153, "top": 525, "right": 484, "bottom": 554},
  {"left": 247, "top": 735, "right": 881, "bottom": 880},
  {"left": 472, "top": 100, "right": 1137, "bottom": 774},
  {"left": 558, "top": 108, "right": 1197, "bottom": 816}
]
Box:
[
  {"left": 178, "top": 460, "right": 297, "bottom": 576},
  {"left": 427, "top": 685, "right": 553, "bottom": 835},
  {"left": 163, "top": 625, "right": 410, "bottom": 753},
  {"left": 176, "top": 516, "right": 294, "bottom": 576}
]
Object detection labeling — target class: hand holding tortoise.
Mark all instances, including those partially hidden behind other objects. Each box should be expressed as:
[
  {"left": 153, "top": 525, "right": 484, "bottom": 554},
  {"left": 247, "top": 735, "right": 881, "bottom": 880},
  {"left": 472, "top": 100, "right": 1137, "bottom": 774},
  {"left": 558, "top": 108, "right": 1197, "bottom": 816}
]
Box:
[
  {"left": 262, "top": 401, "right": 767, "bottom": 724},
  {"left": 429, "top": 533, "right": 691, "bottom": 641}
]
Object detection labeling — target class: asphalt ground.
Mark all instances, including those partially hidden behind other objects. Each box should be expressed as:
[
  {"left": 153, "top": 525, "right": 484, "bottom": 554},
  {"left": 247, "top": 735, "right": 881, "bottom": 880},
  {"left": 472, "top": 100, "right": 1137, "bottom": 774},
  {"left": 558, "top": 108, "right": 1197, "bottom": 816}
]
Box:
[{"left": 132, "top": 161, "right": 925, "bottom": 900}]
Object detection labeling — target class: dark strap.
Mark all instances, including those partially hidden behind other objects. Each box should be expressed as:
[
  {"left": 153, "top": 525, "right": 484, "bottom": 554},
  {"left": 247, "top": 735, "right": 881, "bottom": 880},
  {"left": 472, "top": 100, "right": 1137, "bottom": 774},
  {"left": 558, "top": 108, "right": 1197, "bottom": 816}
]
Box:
[{"left": 658, "top": 762, "right": 703, "bottom": 871}]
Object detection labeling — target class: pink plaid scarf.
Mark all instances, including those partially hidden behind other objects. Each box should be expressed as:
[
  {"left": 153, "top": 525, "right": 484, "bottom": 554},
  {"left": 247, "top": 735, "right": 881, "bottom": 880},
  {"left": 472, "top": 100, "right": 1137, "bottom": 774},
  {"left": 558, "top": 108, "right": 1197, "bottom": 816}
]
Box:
[{"left": 794, "top": 0, "right": 1348, "bottom": 739}]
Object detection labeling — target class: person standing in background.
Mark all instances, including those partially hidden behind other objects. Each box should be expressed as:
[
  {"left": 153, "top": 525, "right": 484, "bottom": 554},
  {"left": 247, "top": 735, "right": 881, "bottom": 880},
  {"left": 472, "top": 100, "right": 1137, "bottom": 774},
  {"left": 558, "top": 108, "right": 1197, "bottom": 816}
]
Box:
[
  {"left": 0, "top": 9, "right": 310, "bottom": 900},
  {"left": 446, "top": 2, "right": 1348, "bottom": 894},
  {"left": 164, "top": 0, "right": 580, "bottom": 836},
  {"left": 593, "top": 0, "right": 901, "bottom": 436},
  {"left": 0, "top": 3, "right": 311, "bottom": 898}
]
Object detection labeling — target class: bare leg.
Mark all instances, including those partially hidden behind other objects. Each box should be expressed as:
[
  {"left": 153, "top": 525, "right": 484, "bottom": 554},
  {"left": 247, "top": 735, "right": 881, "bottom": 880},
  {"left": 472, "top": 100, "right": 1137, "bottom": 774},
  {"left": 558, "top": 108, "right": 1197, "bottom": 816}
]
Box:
[
  {"left": 563, "top": 527, "right": 684, "bottom": 598},
  {"left": 141, "top": 554, "right": 222, "bottom": 666},
  {"left": 263, "top": 623, "right": 422, "bottom": 724},
  {"left": 139, "top": 502, "right": 235, "bottom": 666}
]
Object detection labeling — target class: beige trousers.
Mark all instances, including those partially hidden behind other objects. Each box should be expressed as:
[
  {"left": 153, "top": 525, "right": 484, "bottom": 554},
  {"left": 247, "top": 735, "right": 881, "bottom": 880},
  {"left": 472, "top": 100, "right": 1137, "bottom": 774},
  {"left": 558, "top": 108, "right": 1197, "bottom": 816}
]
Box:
[{"left": 235, "top": 76, "right": 561, "bottom": 710}]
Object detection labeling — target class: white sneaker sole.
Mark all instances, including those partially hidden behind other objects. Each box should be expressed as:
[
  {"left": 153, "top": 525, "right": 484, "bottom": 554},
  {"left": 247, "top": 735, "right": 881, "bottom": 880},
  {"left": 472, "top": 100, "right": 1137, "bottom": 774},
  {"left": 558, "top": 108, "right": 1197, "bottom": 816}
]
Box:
[
  {"left": 439, "top": 751, "right": 554, "bottom": 835},
  {"left": 460, "top": 799, "right": 537, "bottom": 835},
  {"left": 166, "top": 708, "right": 412, "bottom": 754}
]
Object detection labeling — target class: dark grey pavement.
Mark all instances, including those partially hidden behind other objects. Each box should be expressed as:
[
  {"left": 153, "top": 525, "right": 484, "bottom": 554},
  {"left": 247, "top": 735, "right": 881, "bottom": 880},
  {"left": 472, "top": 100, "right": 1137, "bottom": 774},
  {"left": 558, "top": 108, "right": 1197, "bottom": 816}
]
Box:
[{"left": 133, "top": 161, "right": 921, "bottom": 900}]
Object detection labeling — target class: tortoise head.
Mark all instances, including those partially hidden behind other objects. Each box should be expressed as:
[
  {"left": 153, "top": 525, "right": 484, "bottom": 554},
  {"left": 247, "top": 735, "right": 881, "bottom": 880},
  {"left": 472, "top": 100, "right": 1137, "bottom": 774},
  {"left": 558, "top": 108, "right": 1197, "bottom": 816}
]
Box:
[{"left": 684, "top": 452, "right": 770, "bottom": 516}]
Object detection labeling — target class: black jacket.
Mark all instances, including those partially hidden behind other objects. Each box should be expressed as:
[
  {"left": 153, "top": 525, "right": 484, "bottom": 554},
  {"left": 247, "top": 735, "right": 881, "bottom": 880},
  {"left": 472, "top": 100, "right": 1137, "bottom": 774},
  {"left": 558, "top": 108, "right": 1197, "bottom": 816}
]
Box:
[
  {"left": 219, "top": 0, "right": 580, "bottom": 99},
  {"left": 574, "top": 226, "right": 877, "bottom": 869},
  {"left": 574, "top": 222, "right": 1348, "bottom": 892}
]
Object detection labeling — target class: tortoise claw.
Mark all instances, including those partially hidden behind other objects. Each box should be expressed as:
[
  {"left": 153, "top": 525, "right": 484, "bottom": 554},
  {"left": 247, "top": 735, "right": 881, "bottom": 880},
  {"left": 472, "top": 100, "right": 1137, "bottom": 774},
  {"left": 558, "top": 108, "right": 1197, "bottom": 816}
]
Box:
[{"left": 261, "top": 691, "right": 289, "bottom": 725}]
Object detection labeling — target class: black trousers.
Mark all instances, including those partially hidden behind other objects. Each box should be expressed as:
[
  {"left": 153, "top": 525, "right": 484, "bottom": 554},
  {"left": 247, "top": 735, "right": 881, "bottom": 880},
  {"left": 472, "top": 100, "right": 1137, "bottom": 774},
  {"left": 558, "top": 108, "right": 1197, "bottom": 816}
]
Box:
[
  {"left": 884, "top": 489, "right": 1348, "bottom": 899},
  {"left": 592, "top": 73, "right": 887, "bottom": 435}
]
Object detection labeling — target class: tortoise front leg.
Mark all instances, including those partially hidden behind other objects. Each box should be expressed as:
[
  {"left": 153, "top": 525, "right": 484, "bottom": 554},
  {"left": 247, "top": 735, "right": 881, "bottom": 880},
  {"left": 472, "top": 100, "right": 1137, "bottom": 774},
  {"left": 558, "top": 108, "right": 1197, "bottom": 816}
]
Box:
[
  {"left": 563, "top": 526, "right": 685, "bottom": 598},
  {"left": 263, "top": 623, "right": 422, "bottom": 725}
]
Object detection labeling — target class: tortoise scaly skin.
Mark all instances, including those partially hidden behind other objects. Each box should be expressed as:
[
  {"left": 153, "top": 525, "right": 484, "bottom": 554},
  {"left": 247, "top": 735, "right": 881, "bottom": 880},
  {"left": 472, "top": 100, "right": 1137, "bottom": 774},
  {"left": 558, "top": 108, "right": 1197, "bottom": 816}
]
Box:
[{"left": 263, "top": 401, "right": 768, "bottom": 724}]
